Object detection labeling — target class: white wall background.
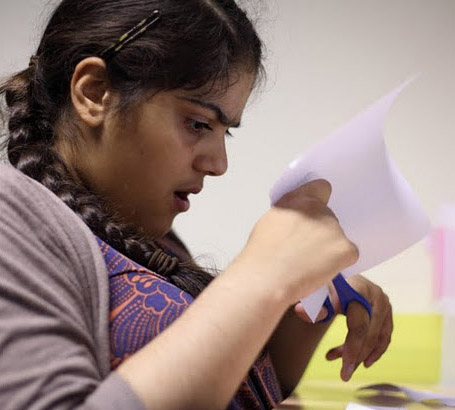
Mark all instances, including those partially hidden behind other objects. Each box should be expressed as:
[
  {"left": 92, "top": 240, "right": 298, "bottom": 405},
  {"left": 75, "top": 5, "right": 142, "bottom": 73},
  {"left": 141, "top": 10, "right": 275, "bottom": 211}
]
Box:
[{"left": 1, "top": 0, "right": 454, "bottom": 313}]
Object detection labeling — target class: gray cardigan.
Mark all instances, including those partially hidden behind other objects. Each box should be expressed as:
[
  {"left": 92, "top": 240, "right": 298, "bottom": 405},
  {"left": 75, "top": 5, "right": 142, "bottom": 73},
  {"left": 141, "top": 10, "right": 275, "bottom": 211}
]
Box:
[{"left": 0, "top": 165, "right": 145, "bottom": 410}]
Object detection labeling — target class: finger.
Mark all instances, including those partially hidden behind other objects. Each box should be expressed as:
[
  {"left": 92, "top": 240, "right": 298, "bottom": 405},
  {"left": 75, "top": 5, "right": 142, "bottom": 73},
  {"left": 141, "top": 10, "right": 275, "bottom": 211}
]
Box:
[
  {"left": 327, "top": 283, "right": 342, "bottom": 314},
  {"left": 326, "top": 345, "right": 343, "bottom": 361},
  {"left": 364, "top": 305, "right": 393, "bottom": 367},
  {"left": 341, "top": 302, "right": 370, "bottom": 381},
  {"left": 279, "top": 179, "right": 332, "bottom": 206},
  {"left": 299, "top": 179, "right": 332, "bottom": 205},
  {"left": 356, "top": 293, "right": 388, "bottom": 364}
]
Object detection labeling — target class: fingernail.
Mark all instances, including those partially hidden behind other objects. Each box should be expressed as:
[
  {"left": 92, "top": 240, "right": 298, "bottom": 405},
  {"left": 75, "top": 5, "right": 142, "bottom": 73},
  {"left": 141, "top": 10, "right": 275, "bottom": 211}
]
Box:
[
  {"left": 343, "top": 364, "right": 355, "bottom": 381},
  {"left": 364, "top": 359, "right": 373, "bottom": 368},
  {"left": 326, "top": 351, "right": 336, "bottom": 360}
]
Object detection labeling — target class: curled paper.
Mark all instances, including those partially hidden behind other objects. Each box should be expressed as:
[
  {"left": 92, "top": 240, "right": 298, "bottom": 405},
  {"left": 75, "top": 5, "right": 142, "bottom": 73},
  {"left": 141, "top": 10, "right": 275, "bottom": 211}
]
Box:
[
  {"left": 346, "top": 403, "right": 405, "bottom": 410},
  {"left": 270, "top": 78, "right": 431, "bottom": 322},
  {"left": 358, "top": 383, "right": 455, "bottom": 407}
]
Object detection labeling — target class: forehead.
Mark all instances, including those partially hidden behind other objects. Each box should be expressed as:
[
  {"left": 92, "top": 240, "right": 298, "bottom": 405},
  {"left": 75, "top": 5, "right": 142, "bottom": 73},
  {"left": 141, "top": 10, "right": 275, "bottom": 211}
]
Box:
[
  {"left": 175, "top": 72, "right": 256, "bottom": 122},
  {"left": 187, "top": 71, "right": 256, "bottom": 99}
]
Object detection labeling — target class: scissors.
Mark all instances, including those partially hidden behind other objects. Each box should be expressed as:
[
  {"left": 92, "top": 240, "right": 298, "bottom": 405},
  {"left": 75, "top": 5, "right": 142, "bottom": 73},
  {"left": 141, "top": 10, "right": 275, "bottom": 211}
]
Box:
[{"left": 319, "top": 273, "right": 372, "bottom": 323}]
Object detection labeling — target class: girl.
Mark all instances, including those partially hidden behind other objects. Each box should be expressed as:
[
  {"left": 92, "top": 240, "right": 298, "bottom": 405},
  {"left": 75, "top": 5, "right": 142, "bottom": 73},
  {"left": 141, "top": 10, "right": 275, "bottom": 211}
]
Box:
[{"left": 0, "top": 1, "right": 393, "bottom": 409}]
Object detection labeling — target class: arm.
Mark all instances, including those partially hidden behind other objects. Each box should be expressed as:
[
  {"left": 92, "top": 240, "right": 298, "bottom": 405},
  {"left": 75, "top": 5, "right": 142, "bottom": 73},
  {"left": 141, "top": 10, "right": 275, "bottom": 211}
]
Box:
[
  {"left": 267, "top": 306, "right": 332, "bottom": 397},
  {"left": 160, "top": 230, "right": 326, "bottom": 400},
  {"left": 117, "top": 256, "right": 292, "bottom": 410}
]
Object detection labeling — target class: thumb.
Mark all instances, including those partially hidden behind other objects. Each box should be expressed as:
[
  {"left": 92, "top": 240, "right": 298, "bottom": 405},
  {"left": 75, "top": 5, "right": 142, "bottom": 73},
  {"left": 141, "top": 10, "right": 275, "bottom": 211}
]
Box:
[{"left": 277, "top": 179, "right": 332, "bottom": 207}]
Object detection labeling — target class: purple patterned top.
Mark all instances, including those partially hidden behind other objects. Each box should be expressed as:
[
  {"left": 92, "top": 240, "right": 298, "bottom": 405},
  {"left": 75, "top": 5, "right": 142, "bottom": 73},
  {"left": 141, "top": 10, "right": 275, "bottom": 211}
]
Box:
[{"left": 97, "top": 237, "right": 283, "bottom": 409}]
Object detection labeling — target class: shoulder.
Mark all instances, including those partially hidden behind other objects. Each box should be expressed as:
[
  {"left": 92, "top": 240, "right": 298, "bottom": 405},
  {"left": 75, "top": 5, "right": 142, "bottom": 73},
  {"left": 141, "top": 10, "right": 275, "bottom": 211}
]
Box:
[
  {"left": 0, "top": 162, "right": 109, "bottom": 317},
  {"left": 0, "top": 163, "right": 105, "bottom": 280},
  {"left": 0, "top": 163, "right": 109, "bottom": 337},
  {"left": 0, "top": 163, "right": 76, "bottom": 238},
  {"left": 0, "top": 164, "right": 109, "bottom": 315},
  {"left": 0, "top": 163, "right": 85, "bottom": 234}
]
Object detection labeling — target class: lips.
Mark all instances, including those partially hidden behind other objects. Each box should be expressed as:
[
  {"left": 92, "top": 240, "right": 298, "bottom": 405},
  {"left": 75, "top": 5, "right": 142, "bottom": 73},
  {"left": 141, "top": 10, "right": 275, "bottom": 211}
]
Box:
[
  {"left": 178, "top": 186, "right": 203, "bottom": 195},
  {"left": 175, "top": 191, "right": 189, "bottom": 201},
  {"left": 173, "top": 185, "right": 202, "bottom": 213}
]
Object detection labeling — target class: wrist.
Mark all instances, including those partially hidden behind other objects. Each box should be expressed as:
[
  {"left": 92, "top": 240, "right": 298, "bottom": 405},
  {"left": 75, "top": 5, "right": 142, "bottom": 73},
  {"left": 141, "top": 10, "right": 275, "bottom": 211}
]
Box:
[{"left": 226, "top": 252, "right": 291, "bottom": 315}]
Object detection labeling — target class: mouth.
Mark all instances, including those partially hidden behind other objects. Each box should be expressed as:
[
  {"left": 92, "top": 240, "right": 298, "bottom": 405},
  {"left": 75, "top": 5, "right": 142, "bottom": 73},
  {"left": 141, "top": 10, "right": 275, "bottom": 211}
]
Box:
[
  {"left": 174, "top": 185, "right": 203, "bottom": 213},
  {"left": 173, "top": 191, "right": 191, "bottom": 213}
]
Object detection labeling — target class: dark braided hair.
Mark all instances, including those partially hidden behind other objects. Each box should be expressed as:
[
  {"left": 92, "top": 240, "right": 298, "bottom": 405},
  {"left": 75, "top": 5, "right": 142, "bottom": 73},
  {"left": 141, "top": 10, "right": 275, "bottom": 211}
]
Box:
[{"left": 0, "top": 0, "right": 264, "bottom": 298}]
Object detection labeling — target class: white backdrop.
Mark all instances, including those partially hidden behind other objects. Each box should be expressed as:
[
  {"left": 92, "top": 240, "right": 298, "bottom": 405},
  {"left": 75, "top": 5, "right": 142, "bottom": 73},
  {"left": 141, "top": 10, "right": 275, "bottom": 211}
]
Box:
[{"left": 1, "top": 0, "right": 454, "bottom": 313}]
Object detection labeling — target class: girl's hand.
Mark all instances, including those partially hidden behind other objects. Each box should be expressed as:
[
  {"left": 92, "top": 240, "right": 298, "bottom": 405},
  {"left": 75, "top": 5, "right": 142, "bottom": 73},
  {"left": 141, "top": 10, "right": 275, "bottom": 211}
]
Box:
[
  {"left": 294, "top": 275, "right": 393, "bottom": 381},
  {"left": 239, "top": 180, "right": 359, "bottom": 303}
]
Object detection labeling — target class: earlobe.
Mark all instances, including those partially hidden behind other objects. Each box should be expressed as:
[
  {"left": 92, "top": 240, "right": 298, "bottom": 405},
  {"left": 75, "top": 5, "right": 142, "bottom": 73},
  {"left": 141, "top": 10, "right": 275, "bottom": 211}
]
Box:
[{"left": 71, "top": 57, "right": 111, "bottom": 128}]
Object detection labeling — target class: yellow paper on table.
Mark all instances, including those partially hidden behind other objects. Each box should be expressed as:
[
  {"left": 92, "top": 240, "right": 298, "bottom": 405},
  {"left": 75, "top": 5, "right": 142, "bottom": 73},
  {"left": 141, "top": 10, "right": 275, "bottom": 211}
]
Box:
[{"left": 296, "top": 313, "right": 442, "bottom": 390}]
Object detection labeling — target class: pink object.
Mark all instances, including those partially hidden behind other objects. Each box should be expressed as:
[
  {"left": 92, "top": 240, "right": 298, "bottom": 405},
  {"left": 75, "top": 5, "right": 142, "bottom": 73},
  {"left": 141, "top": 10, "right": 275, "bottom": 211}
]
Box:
[
  {"left": 428, "top": 206, "right": 455, "bottom": 301},
  {"left": 430, "top": 227, "right": 445, "bottom": 299}
]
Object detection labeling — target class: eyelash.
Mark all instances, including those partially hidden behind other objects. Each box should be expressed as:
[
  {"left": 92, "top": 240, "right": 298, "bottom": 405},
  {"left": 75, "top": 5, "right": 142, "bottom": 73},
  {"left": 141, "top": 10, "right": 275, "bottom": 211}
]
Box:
[{"left": 186, "top": 119, "right": 234, "bottom": 138}]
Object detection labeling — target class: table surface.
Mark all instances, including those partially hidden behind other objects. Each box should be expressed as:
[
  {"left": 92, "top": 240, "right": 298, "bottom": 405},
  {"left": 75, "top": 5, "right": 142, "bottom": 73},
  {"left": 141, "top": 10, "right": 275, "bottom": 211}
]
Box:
[{"left": 274, "top": 380, "right": 455, "bottom": 410}]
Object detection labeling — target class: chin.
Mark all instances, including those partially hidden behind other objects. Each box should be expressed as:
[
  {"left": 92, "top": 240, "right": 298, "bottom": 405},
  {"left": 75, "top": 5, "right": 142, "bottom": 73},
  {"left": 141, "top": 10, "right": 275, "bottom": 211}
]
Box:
[{"left": 143, "top": 220, "right": 173, "bottom": 240}]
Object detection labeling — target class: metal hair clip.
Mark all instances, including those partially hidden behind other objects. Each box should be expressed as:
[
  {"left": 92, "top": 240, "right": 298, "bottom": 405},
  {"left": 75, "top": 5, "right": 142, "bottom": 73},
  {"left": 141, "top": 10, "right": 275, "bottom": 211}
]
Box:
[{"left": 99, "top": 10, "right": 161, "bottom": 60}]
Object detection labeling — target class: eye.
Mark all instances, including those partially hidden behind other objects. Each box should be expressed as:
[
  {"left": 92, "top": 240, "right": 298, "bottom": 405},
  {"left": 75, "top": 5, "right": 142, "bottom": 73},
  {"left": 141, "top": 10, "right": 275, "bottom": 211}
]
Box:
[
  {"left": 185, "top": 119, "right": 234, "bottom": 139},
  {"left": 186, "top": 119, "right": 213, "bottom": 136}
]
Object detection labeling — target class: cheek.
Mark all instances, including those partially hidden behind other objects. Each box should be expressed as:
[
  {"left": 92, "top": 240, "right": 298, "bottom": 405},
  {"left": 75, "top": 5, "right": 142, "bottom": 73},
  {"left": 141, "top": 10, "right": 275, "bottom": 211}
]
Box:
[
  {"left": 113, "top": 127, "right": 169, "bottom": 181},
  {"left": 107, "top": 116, "right": 193, "bottom": 201},
  {"left": 118, "top": 146, "right": 181, "bottom": 202},
  {"left": 142, "top": 127, "right": 195, "bottom": 177}
]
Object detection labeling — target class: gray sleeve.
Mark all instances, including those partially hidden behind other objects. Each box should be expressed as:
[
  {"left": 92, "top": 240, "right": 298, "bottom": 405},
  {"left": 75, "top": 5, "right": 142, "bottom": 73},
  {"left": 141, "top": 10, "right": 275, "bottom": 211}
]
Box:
[{"left": 0, "top": 166, "right": 145, "bottom": 410}]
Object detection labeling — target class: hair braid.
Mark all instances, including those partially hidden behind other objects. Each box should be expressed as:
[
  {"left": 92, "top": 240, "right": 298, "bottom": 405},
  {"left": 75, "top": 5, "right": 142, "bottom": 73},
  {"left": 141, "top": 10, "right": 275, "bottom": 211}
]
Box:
[
  {"left": 1, "top": 65, "right": 213, "bottom": 298},
  {"left": 5, "top": 59, "right": 53, "bottom": 165}
]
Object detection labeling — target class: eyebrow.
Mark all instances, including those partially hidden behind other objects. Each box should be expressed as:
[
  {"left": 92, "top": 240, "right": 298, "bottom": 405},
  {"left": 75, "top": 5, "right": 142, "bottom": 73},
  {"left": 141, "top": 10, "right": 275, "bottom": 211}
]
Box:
[{"left": 178, "top": 97, "right": 241, "bottom": 128}]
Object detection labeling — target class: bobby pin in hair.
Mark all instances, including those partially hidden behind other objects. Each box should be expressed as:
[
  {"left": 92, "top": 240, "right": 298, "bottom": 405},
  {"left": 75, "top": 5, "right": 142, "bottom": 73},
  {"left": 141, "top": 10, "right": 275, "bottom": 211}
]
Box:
[{"left": 99, "top": 10, "right": 161, "bottom": 61}]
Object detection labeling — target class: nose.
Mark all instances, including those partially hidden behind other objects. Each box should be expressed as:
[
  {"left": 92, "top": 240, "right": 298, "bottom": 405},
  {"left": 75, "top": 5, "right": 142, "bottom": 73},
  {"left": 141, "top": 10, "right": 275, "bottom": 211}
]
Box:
[{"left": 193, "top": 134, "right": 228, "bottom": 177}]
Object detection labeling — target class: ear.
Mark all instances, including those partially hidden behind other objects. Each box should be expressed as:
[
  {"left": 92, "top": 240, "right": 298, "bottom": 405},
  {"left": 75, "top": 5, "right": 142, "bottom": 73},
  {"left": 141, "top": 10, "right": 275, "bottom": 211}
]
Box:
[{"left": 70, "top": 57, "right": 112, "bottom": 127}]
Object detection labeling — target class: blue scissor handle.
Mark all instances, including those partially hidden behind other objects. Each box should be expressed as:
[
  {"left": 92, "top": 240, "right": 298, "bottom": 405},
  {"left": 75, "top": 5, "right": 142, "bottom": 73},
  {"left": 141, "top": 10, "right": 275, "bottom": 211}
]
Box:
[
  {"left": 322, "top": 294, "right": 335, "bottom": 321},
  {"left": 319, "top": 273, "right": 372, "bottom": 323}
]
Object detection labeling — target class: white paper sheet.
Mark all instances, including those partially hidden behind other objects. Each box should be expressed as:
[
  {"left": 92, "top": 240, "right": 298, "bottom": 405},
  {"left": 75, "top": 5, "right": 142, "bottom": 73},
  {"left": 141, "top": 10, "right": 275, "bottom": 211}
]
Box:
[
  {"left": 346, "top": 403, "right": 405, "bottom": 410},
  {"left": 270, "top": 78, "right": 431, "bottom": 322},
  {"left": 358, "top": 383, "right": 455, "bottom": 407}
]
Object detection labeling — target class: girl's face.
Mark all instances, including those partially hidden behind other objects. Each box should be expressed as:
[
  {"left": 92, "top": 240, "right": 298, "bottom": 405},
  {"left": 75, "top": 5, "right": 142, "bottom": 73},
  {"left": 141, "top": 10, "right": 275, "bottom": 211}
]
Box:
[{"left": 77, "top": 73, "right": 255, "bottom": 238}]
